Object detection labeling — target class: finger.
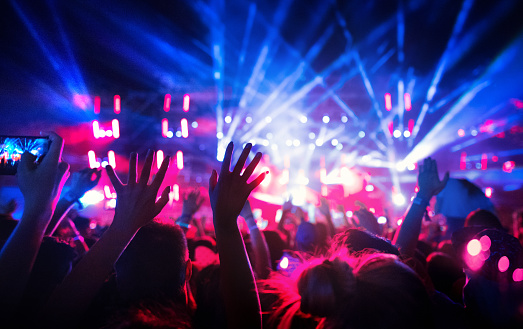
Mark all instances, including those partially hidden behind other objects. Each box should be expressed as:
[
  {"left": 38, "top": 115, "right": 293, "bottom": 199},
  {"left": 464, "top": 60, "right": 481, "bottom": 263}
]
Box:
[
  {"left": 40, "top": 132, "right": 64, "bottom": 167},
  {"left": 128, "top": 152, "right": 137, "bottom": 185},
  {"left": 106, "top": 165, "right": 123, "bottom": 193},
  {"left": 139, "top": 150, "right": 154, "bottom": 185},
  {"left": 440, "top": 171, "right": 450, "bottom": 188},
  {"left": 432, "top": 158, "right": 439, "bottom": 174},
  {"left": 220, "top": 142, "right": 234, "bottom": 175},
  {"left": 209, "top": 169, "right": 218, "bottom": 192},
  {"left": 233, "top": 143, "right": 252, "bottom": 175},
  {"left": 154, "top": 186, "right": 171, "bottom": 215},
  {"left": 19, "top": 151, "right": 38, "bottom": 172},
  {"left": 242, "top": 152, "right": 262, "bottom": 180},
  {"left": 57, "top": 162, "right": 71, "bottom": 186},
  {"left": 151, "top": 156, "right": 170, "bottom": 191},
  {"left": 248, "top": 171, "right": 267, "bottom": 191}
]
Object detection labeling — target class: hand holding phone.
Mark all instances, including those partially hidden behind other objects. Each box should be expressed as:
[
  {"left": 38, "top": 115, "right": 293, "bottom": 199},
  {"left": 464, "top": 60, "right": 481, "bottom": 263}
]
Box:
[{"left": 0, "top": 135, "right": 51, "bottom": 175}]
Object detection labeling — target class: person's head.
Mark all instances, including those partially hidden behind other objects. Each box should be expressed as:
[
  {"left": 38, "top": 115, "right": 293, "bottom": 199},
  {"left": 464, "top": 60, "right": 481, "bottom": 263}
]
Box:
[
  {"left": 115, "top": 222, "right": 191, "bottom": 304},
  {"left": 464, "top": 209, "right": 503, "bottom": 229},
  {"left": 192, "top": 264, "right": 226, "bottom": 329},
  {"left": 330, "top": 228, "right": 399, "bottom": 256},
  {"left": 295, "top": 222, "right": 318, "bottom": 253},
  {"left": 426, "top": 252, "right": 466, "bottom": 304}
]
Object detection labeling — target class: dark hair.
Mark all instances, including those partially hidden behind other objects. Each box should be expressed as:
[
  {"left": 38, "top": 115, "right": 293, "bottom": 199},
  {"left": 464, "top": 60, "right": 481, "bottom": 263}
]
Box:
[
  {"left": 115, "top": 222, "right": 188, "bottom": 304},
  {"left": 192, "top": 264, "right": 226, "bottom": 329},
  {"left": 330, "top": 228, "right": 399, "bottom": 256},
  {"left": 465, "top": 209, "right": 503, "bottom": 229}
]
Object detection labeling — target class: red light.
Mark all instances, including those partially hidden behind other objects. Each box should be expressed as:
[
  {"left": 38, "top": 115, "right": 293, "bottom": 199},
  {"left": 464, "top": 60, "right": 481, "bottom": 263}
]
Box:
[
  {"left": 157, "top": 150, "right": 164, "bottom": 169},
  {"left": 460, "top": 152, "right": 467, "bottom": 170},
  {"left": 408, "top": 119, "right": 414, "bottom": 133},
  {"left": 112, "top": 119, "right": 120, "bottom": 139},
  {"left": 503, "top": 161, "right": 515, "bottom": 173},
  {"left": 481, "top": 153, "right": 487, "bottom": 170},
  {"left": 183, "top": 94, "right": 190, "bottom": 112},
  {"left": 162, "top": 118, "right": 169, "bottom": 137},
  {"left": 164, "top": 94, "right": 171, "bottom": 112},
  {"left": 485, "top": 187, "right": 493, "bottom": 198},
  {"left": 181, "top": 118, "right": 189, "bottom": 138},
  {"left": 385, "top": 93, "right": 392, "bottom": 111},
  {"left": 88, "top": 150, "right": 98, "bottom": 169},
  {"left": 94, "top": 96, "right": 101, "bottom": 114},
  {"left": 458, "top": 129, "right": 465, "bottom": 137},
  {"left": 176, "top": 151, "right": 184, "bottom": 170},
  {"left": 114, "top": 95, "right": 121, "bottom": 114},
  {"left": 108, "top": 150, "right": 116, "bottom": 168},
  {"left": 404, "top": 93, "right": 411, "bottom": 111},
  {"left": 93, "top": 121, "right": 100, "bottom": 139}
]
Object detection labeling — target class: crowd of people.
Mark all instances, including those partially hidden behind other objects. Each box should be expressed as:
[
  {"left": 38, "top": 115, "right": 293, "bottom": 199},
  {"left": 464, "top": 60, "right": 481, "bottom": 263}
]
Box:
[{"left": 0, "top": 132, "right": 522, "bottom": 328}]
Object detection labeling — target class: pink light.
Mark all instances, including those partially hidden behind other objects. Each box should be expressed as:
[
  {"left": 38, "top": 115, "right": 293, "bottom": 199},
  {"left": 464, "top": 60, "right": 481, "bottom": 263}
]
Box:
[
  {"left": 92, "top": 121, "right": 100, "bottom": 139},
  {"left": 503, "top": 161, "right": 515, "bottom": 173},
  {"left": 467, "top": 239, "right": 481, "bottom": 256},
  {"left": 513, "top": 268, "right": 523, "bottom": 282},
  {"left": 485, "top": 187, "right": 493, "bottom": 198},
  {"left": 492, "top": 156, "right": 498, "bottom": 162},
  {"left": 321, "top": 185, "right": 328, "bottom": 196},
  {"left": 112, "top": 119, "right": 120, "bottom": 139},
  {"left": 162, "top": 118, "right": 169, "bottom": 137},
  {"left": 156, "top": 150, "right": 164, "bottom": 169},
  {"left": 181, "top": 118, "right": 189, "bottom": 138},
  {"left": 164, "top": 94, "right": 171, "bottom": 112},
  {"left": 73, "top": 94, "right": 90, "bottom": 110},
  {"left": 114, "top": 95, "right": 121, "bottom": 114},
  {"left": 108, "top": 150, "right": 116, "bottom": 169},
  {"left": 498, "top": 256, "right": 510, "bottom": 273},
  {"left": 385, "top": 93, "right": 392, "bottom": 111},
  {"left": 104, "top": 185, "right": 112, "bottom": 199},
  {"left": 173, "top": 184, "right": 180, "bottom": 201},
  {"left": 183, "top": 94, "right": 190, "bottom": 112},
  {"left": 369, "top": 208, "right": 375, "bottom": 214},
  {"left": 279, "top": 256, "right": 289, "bottom": 269},
  {"left": 94, "top": 96, "right": 101, "bottom": 114},
  {"left": 460, "top": 152, "right": 467, "bottom": 170},
  {"left": 176, "top": 151, "right": 184, "bottom": 170},
  {"left": 481, "top": 153, "right": 488, "bottom": 170},
  {"left": 388, "top": 121, "right": 394, "bottom": 136},
  {"left": 458, "top": 129, "right": 465, "bottom": 137},
  {"left": 404, "top": 93, "right": 411, "bottom": 111},
  {"left": 408, "top": 119, "right": 414, "bottom": 133},
  {"left": 480, "top": 235, "right": 491, "bottom": 251},
  {"left": 88, "top": 150, "right": 97, "bottom": 169}
]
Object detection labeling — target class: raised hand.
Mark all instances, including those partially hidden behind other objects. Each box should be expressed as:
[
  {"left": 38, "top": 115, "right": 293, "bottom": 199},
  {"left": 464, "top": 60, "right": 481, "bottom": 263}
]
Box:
[
  {"left": 319, "top": 197, "right": 331, "bottom": 217},
  {"left": 417, "top": 157, "right": 449, "bottom": 200},
  {"left": 66, "top": 167, "right": 102, "bottom": 201},
  {"left": 106, "top": 150, "right": 170, "bottom": 233},
  {"left": 182, "top": 189, "right": 204, "bottom": 217},
  {"left": 209, "top": 142, "right": 266, "bottom": 231}
]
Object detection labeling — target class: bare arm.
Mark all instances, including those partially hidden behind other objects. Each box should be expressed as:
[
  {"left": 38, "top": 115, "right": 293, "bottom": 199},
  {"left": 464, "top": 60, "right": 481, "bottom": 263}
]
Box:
[
  {"left": 241, "top": 200, "right": 271, "bottom": 279},
  {"left": 209, "top": 142, "right": 265, "bottom": 329}
]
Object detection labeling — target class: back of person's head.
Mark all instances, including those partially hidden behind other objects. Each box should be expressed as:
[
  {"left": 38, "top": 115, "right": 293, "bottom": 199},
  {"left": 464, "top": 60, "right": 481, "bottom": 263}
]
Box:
[
  {"left": 426, "top": 252, "right": 465, "bottom": 304},
  {"left": 115, "top": 221, "right": 189, "bottom": 304},
  {"left": 295, "top": 222, "right": 318, "bottom": 253},
  {"left": 330, "top": 228, "right": 399, "bottom": 256},
  {"left": 192, "top": 264, "right": 226, "bottom": 329},
  {"left": 465, "top": 209, "right": 503, "bottom": 229}
]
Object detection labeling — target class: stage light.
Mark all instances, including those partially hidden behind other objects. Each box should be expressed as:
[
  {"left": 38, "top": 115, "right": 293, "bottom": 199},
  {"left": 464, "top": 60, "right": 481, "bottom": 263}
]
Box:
[
  {"left": 460, "top": 152, "right": 467, "bottom": 170},
  {"left": 104, "top": 185, "right": 112, "bottom": 199},
  {"left": 191, "top": 121, "right": 198, "bottom": 128},
  {"left": 262, "top": 140, "right": 269, "bottom": 146},
  {"left": 164, "top": 94, "right": 171, "bottom": 112},
  {"left": 166, "top": 131, "right": 173, "bottom": 138},
  {"left": 181, "top": 118, "right": 189, "bottom": 138},
  {"left": 404, "top": 93, "right": 411, "bottom": 111},
  {"left": 385, "top": 93, "right": 392, "bottom": 111},
  {"left": 88, "top": 150, "right": 97, "bottom": 169},
  {"left": 492, "top": 156, "right": 498, "bottom": 162},
  {"left": 293, "top": 139, "right": 300, "bottom": 147},
  {"left": 279, "top": 169, "right": 289, "bottom": 185},
  {"left": 216, "top": 132, "right": 224, "bottom": 139},
  {"left": 365, "top": 185, "right": 374, "bottom": 192},
  {"left": 265, "top": 116, "right": 272, "bottom": 123},
  {"left": 173, "top": 184, "right": 180, "bottom": 201},
  {"left": 336, "top": 143, "right": 343, "bottom": 150},
  {"left": 176, "top": 151, "right": 184, "bottom": 170},
  {"left": 300, "top": 115, "right": 307, "bottom": 123},
  {"left": 101, "top": 161, "right": 109, "bottom": 168},
  {"left": 92, "top": 120, "right": 100, "bottom": 139},
  {"left": 94, "top": 96, "right": 101, "bottom": 114},
  {"left": 458, "top": 129, "right": 465, "bottom": 137},
  {"left": 79, "top": 190, "right": 105, "bottom": 206},
  {"left": 485, "top": 187, "right": 493, "bottom": 198},
  {"left": 369, "top": 208, "right": 375, "bottom": 214},
  {"left": 285, "top": 139, "right": 292, "bottom": 146},
  {"left": 514, "top": 269, "right": 523, "bottom": 282},
  {"left": 481, "top": 153, "right": 488, "bottom": 170},
  {"left": 393, "top": 130, "right": 402, "bottom": 138},
  {"left": 225, "top": 115, "right": 232, "bottom": 123},
  {"left": 309, "top": 132, "right": 316, "bottom": 139},
  {"left": 498, "top": 256, "right": 509, "bottom": 273},
  {"left": 271, "top": 144, "right": 278, "bottom": 150},
  {"left": 467, "top": 239, "right": 481, "bottom": 256},
  {"left": 114, "top": 95, "right": 121, "bottom": 114},
  {"left": 279, "top": 257, "right": 289, "bottom": 269},
  {"left": 157, "top": 150, "right": 164, "bottom": 169},
  {"left": 396, "top": 162, "right": 406, "bottom": 172},
  {"left": 266, "top": 133, "right": 273, "bottom": 139},
  {"left": 183, "top": 94, "right": 190, "bottom": 112},
  {"left": 397, "top": 219, "right": 403, "bottom": 226},
  {"left": 346, "top": 211, "right": 353, "bottom": 217},
  {"left": 403, "top": 130, "right": 411, "bottom": 138},
  {"left": 112, "top": 119, "right": 120, "bottom": 138},
  {"left": 176, "top": 131, "right": 182, "bottom": 138},
  {"left": 471, "top": 129, "right": 478, "bottom": 136},
  {"left": 407, "top": 163, "right": 416, "bottom": 171},
  {"left": 331, "top": 139, "right": 338, "bottom": 146},
  {"left": 245, "top": 116, "right": 252, "bottom": 123},
  {"left": 260, "top": 167, "right": 271, "bottom": 187},
  {"left": 214, "top": 71, "right": 220, "bottom": 79},
  {"left": 408, "top": 119, "right": 414, "bottom": 134},
  {"left": 106, "top": 130, "right": 113, "bottom": 138},
  {"left": 322, "top": 115, "right": 330, "bottom": 123},
  {"left": 315, "top": 139, "right": 324, "bottom": 146},
  {"left": 341, "top": 115, "right": 348, "bottom": 123},
  {"left": 358, "top": 131, "right": 365, "bottom": 138},
  {"left": 393, "top": 193, "right": 406, "bottom": 206},
  {"left": 503, "top": 161, "right": 515, "bottom": 173},
  {"left": 108, "top": 150, "right": 116, "bottom": 168},
  {"left": 309, "top": 143, "right": 315, "bottom": 150},
  {"left": 377, "top": 216, "right": 387, "bottom": 224},
  {"left": 162, "top": 119, "right": 169, "bottom": 137}
]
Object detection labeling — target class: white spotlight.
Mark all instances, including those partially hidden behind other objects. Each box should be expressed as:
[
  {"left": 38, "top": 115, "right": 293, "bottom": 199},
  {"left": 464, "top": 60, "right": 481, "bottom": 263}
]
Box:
[
  {"left": 300, "top": 115, "right": 308, "bottom": 123},
  {"left": 322, "top": 115, "right": 330, "bottom": 123}
]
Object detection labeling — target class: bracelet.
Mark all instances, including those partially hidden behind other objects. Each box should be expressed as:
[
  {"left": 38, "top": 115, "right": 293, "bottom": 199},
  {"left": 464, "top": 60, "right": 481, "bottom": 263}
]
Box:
[
  {"left": 177, "top": 222, "right": 190, "bottom": 229},
  {"left": 412, "top": 196, "right": 429, "bottom": 206},
  {"left": 249, "top": 224, "right": 259, "bottom": 231},
  {"left": 73, "top": 235, "right": 84, "bottom": 242}
]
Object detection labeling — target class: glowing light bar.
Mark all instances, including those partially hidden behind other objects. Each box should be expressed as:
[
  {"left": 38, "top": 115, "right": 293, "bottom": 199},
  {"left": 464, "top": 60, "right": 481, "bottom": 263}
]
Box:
[
  {"left": 114, "top": 95, "right": 121, "bottom": 114},
  {"left": 176, "top": 151, "right": 184, "bottom": 170},
  {"left": 181, "top": 118, "right": 189, "bottom": 138},
  {"left": 79, "top": 190, "right": 104, "bottom": 206},
  {"left": 460, "top": 152, "right": 467, "bottom": 170},
  {"left": 104, "top": 185, "right": 112, "bottom": 199},
  {"left": 408, "top": 119, "right": 414, "bottom": 133},
  {"left": 320, "top": 168, "right": 327, "bottom": 184},
  {"left": 388, "top": 121, "right": 394, "bottom": 136},
  {"left": 183, "top": 94, "right": 190, "bottom": 112},
  {"left": 88, "top": 150, "right": 97, "bottom": 169},
  {"left": 157, "top": 150, "right": 164, "bottom": 169},
  {"left": 385, "top": 93, "right": 392, "bottom": 111},
  {"left": 164, "top": 94, "right": 171, "bottom": 112},
  {"left": 485, "top": 187, "right": 493, "bottom": 198},
  {"left": 404, "top": 93, "right": 411, "bottom": 111},
  {"left": 94, "top": 96, "right": 101, "bottom": 114},
  {"left": 481, "top": 153, "right": 488, "bottom": 170},
  {"left": 162, "top": 118, "right": 169, "bottom": 138},
  {"left": 108, "top": 150, "right": 116, "bottom": 168},
  {"left": 112, "top": 119, "right": 120, "bottom": 138},
  {"left": 92, "top": 120, "right": 100, "bottom": 139},
  {"left": 173, "top": 184, "right": 180, "bottom": 201}
]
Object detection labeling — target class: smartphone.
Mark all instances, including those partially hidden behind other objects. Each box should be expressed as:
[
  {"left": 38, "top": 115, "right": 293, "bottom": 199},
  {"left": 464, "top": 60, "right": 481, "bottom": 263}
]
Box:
[{"left": 0, "top": 136, "right": 50, "bottom": 175}]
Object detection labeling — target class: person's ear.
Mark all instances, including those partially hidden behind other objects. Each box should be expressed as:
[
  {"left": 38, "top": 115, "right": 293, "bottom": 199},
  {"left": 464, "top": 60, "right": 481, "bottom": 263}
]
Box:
[{"left": 185, "top": 258, "right": 192, "bottom": 281}]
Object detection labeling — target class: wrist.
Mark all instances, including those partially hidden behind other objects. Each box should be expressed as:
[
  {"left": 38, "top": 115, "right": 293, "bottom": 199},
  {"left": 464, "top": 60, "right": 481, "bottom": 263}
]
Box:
[{"left": 412, "top": 194, "right": 430, "bottom": 207}]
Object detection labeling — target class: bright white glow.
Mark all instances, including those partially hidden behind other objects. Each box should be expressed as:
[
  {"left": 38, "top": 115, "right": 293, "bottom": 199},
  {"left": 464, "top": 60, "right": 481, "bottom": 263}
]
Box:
[
  {"left": 104, "top": 185, "right": 112, "bottom": 199},
  {"left": 279, "top": 169, "right": 289, "bottom": 185},
  {"left": 471, "top": 129, "right": 478, "bottom": 136},
  {"left": 346, "top": 211, "right": 353, "bottom": 217},
  {"left": 377, "top": 216, "right": 387, "bottom": 224},
  {"left": 183, "top": 94, "right": 190, "bottom": 112},
  {"left": 396, "top": 162, "right": 407, "bottom": 172},
  {"left": 336, "top": 143, "right": 343, "bottom": 150},
  {"left": 293, "top": 139, "right": 300, "bottom": 147},
  {"left": 176, "top": 151, "right": 184, "bottom": 170},
  {"left": 111, "top": 119, "right": 120, "bottom": 138},
  {"left": 260, "top": 167, "right": 271, "bottom": 187},
  {"left": 107, "top": 198, "right": 117, "bottom": 208},
  {"left": 309, "top": 143, "right": 315, "bottom": 150},
  {"left": 315, "top": 139, "right": 324, "bottom": 146},
  {"left": 191, "top": 121, "right": 198, "bottom": 128},
  {"left": 403, "top": 130, "right": 411, "bottom": 138},
  {"left": 397, "top": 219, "right": 403, "bottom": 226},
  {"left": 225, "top": 116, "right": 232, "bottom": 123},
  {"left": 181, "top": 118, "right": 189, "bottom": 138},
  {"left": 341, "top": 116, "right": 348, "bottom": 123},
  {"left": 173, "top": 184, "right": 180, "bottom": 201},
  {"left": 88, "top": 150, "right": 97, "bottom": 169},
  {"left": 467, "top": 239, "right": 481, "bottom": 256},
  {"left": 79, "top": 190, "right": 105, "bottom": 206},
  {"left": 162, "top": 118, "right": 169, "bottom": 137},
  {"left": 286, "top": 139, "right": 292, "bottom": 146},
  {"left": 407, "top": 163, "right": 416, "bottom": 171},
  {"left": 358, "top": 131, "right": 365, "bottom": 138},
  {"left": 214, "top": 71, "right": 220, "bottom": 79},
  {"left": 309, "top": 132, "right": 316, "bottom": 139},
  {"left": 265, "top": 116, "right": 272, "bottom": 123},
  {"left": 166, "top": 131, "right": 174, "bottom": 138},
  {"left": 362, "top": 155, "right": 371, "bottom": 162},
  {"left": 101, "top": 161, "right": 109, "bottom": 168},
  {"left": 280, "top": 257, "right": 289, "bottom": 269},
  {"left": 92, "top": 121, "right": 100, "bottom": 139},
  {"left": 322, "top": 115, "right": 330, "bottom": 123},
  {"left": 217, "top": 144, "right": 226, "bottom": 161},
  {"left": 217, "top": 132, "right": 224, "bottom": 139},
  {"left": 262, "top": 140, "right": 269, "bottom": 146},
  {"left": 106, "top": 130, "right": 113, "bottom": 137},
  {"left": 393, "top": 130, "right": 402, "bottom": 138},
  {"left": 331, "top": 139, "right": 339, "bottom": 146},
  {"left": 156, "top": 150, "right": 164, "bottom": 169},
  {"left": 300, "top": 115, "right": 308, "bottom": 123},
  {"left": 393, "top": 193, "right": 406, "bottom": 206},
  {"left": 108, "top": 150, "right": 116, "bottom": 168},
  {"left": 365, "top": 184, "right": 374, "bottom": 192},
  {"left": 271, "top": 144, "right": 278, "bottom": 150},
  {"left": 245, "top": 116, "right": 252, "bottom": 123},
  {"left": 266, "top": 133, "right": 273, "bottom": 139}
]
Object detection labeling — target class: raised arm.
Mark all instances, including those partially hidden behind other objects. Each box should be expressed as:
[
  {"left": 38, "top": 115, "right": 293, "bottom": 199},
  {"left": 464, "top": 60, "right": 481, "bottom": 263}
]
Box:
[
  {"left": 319, "top": 197, "right": 337, "bottom": 237},
  {"left": 43, "top": 150, "right": 170, "bottom": 325},
  {"left": 176, "top": 189, "right": 204, "bottom": 233},
  {"left": 394, "top": 157, "right": 449, "bottom": 257},
  {"left": 209, "top": 142, "right": 265, "bottom": 329},
  {"left": 241, "top": 200, "right": 271, "bottom": 279},
  {"left": 0, "top": 132, "right": 69, "bottom": 315}
]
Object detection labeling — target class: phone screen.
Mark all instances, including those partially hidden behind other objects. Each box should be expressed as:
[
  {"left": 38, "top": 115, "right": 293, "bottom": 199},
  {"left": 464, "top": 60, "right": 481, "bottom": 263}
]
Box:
[{"left": 0, "top": 136, "right": 50, "bottom": 175}]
